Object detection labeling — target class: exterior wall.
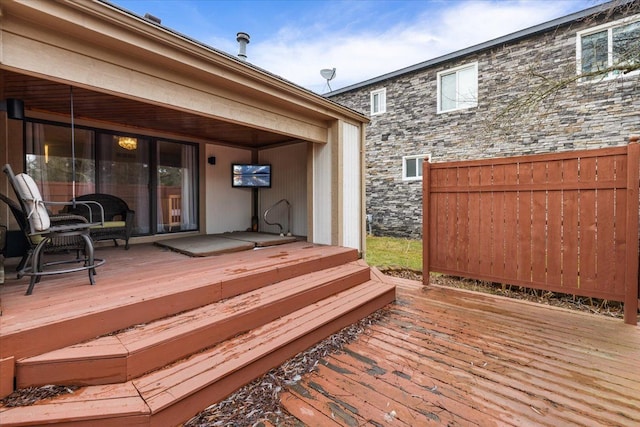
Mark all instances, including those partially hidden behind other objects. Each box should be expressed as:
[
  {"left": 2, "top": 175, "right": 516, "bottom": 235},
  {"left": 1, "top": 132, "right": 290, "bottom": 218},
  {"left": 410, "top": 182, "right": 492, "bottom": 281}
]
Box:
[
  {"left": 205, "top": 144, "right": 252, "bottom": 234},
  {"left": 330, "top": 11, "right": 639, "bottom": 238},
  {"left": 259, "top": 142, "right": 308, "bottom": 237},
  {"left": 340, "top": 122, "right": 362, "bottom": 251},
  {"left": 311, "top": 138, "right": 333, "bottom": 245}
]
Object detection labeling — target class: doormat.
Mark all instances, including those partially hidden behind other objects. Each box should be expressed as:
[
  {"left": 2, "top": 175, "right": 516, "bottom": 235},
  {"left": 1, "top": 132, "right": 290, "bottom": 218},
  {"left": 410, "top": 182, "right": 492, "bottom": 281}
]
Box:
[
  {"left": 220, "top": 231, "right": 298, "bottom": 247},
  {"left": 155, "top": 235, "right": 255, "bottom": 257}
]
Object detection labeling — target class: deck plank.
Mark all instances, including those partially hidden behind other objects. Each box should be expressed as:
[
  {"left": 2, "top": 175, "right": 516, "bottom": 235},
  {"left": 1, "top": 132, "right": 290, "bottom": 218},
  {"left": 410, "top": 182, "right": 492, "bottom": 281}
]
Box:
[
  {"left": 282, "top": 382, "right": 369, "bottom": 426},
  {"left": 307, "top": 362, "right": 444, "bottom": 425},
  {"left": 327, "top": 348, "right": 506, "bottom": 426},
  {"left": 0, "top": 383, "right": 149, "bottom": 426},
  {"left": 279, "top": 392, "right": 343, "bottom": 426}
]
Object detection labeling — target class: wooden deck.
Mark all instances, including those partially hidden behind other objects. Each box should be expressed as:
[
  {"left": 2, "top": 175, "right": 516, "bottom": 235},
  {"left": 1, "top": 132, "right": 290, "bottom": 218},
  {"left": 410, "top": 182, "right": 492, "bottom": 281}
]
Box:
[
  {"left": 0, "top": 241, "right": 396, "bottom": 425},
  {"left": 2, "top": 243, "right": 639, "bottom": 426},
  {"left": 0, "top": 241, "right": 357, "bottom": 361},
  {"left": 281, "top": 275, "right": 640, "bottom": 426}
]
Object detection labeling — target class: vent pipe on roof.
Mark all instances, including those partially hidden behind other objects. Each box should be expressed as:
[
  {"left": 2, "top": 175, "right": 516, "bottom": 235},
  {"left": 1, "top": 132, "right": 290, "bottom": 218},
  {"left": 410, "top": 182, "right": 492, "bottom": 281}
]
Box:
[
  {"left": 236, "top": 32, "right": 250, "bottom": 61},
  {"left": 144, "top": 13, "right": 161, "bottom": 24}
]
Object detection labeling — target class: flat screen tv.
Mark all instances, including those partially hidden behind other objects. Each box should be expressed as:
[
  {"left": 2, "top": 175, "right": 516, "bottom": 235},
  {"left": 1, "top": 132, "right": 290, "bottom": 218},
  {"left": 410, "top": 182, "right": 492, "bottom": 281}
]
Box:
[{"left": 231, "top": 164, "right": 272, "bottom": 188}]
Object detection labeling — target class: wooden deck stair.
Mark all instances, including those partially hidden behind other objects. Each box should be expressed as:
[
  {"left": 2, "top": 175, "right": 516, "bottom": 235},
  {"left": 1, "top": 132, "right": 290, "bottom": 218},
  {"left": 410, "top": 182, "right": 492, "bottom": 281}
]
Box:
[
  {"left": 0, "top": 245, "right": 395, "bottom": 426},
  {"left": 16, "top": 263, "right": 372, "bottom": 388}
]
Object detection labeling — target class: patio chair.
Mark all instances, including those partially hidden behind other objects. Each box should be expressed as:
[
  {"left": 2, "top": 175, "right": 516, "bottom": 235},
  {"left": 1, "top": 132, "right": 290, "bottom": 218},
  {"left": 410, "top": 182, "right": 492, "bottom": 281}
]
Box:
[
  {"left": 0, "top": 192, "right": 89, "bottom": 271},
  {"left": 3, "top": 164, "right": 105, "bottom": 295}
]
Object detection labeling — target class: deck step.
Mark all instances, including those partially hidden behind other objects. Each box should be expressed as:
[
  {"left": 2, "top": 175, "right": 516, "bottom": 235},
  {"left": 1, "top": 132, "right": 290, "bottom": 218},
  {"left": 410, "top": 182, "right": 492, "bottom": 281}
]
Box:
[
  {"left": 16, "top": 262, "right": 372, "bottom": 388},
  {"left": 1, "top": 243, "right": 359, "bottom": 364},
  {"left": 0, "top": 279, "right": 396, "bottom": 426}
]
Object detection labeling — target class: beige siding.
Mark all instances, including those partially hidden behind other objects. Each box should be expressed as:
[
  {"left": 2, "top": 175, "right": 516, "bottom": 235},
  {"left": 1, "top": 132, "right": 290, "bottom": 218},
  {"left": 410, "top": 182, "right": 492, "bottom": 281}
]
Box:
[
  {"left": 258, "top": 143, "right": 308, "bottom": 236},
  {"left": 341, "top": 123, "right": 362, "bottom": 250},
  {"left": 205, "top": 145, "right": 252, "bottom": 234},
  {"left": 312, "top": 141, "right": 332, "bottom": 245}
]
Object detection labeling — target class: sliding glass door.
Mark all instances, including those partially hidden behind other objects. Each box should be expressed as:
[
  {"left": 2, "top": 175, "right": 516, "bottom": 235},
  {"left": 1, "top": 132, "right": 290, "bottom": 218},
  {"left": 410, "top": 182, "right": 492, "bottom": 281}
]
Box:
[
  {"left": 25, "top": 123, "right": 95, "bottom": 210},
  {"left": 156, "top": 141, "right": 198, "bottom": 233},
  {"left": 24, "top": 120, "right": 198, "bottom": 236},
  {"left": 97, "top": 134, "right": 150, "bottom": 234}
]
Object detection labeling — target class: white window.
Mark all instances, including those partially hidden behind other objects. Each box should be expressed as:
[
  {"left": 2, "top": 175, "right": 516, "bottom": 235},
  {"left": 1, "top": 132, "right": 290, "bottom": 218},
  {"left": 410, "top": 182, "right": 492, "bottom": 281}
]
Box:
[
  {"left": 370, "top": 88, "right": 386, "bottom": 115},
  {"left": 437, "top": 63, "right": 478, "bottom": 113},
  {"left": 577, "top": 14, "right": 640, "bottom": 81},
  {"left": 402, "top": 154, "right": 430, "bottom": 181}
]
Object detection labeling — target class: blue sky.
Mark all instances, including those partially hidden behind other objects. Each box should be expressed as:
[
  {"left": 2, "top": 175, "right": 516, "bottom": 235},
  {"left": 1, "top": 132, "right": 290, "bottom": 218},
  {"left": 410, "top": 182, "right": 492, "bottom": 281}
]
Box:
[{"left": 110, "top": 0, "right": 608, "bottom": 93}]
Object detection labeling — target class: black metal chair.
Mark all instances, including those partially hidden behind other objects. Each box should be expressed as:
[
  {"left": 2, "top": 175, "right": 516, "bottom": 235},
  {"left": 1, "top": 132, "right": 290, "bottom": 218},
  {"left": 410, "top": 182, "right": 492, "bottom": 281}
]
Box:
[
  {"left": 64, "top": 193, "right": 134, "bottom": 249},
  {"left": 3, "top": 164, "right": 106, "bottom": 295}
]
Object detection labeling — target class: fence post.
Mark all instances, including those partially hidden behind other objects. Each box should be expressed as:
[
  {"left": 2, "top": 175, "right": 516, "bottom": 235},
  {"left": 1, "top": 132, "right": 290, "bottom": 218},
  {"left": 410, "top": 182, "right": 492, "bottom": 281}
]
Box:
[
  {"left": 625, "top": 136, "right": 639, "bottom": 325},
  {"left": 423, "top": 160, "right": 431, "bottom": 287}
]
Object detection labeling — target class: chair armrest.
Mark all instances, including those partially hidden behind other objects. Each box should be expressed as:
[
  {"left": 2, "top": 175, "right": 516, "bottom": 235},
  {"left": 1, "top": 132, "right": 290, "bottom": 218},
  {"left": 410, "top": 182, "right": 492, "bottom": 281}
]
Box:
[
  {"left": 47, "top": 200, "right": 105, "bottom": 226},
  {"left": 50, "top": 213, "right": 89, "bottom": 225}
]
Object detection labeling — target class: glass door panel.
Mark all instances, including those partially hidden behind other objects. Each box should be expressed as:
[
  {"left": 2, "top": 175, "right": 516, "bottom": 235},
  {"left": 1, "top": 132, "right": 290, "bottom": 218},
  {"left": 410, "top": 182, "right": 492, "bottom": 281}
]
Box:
[
  {"left": 156, "top": 141, "right": 198, "bottom": 233},
  {"left": 25, "top": 122, "right": 95, "bottom": 213},
  {"left": 97, "top": 134, "right": 150, "bottom": 234}
]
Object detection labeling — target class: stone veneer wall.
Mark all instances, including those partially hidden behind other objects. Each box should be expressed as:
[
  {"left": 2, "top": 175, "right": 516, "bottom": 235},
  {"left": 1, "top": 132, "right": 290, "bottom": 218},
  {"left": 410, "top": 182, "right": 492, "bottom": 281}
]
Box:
[{"left": 330, "top": 12, "right": 639, "bottom": 238}]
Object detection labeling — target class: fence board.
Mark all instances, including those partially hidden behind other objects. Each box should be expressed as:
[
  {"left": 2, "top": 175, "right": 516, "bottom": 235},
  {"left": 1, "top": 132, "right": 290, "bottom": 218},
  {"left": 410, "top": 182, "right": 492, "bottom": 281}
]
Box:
[
  {"left": 624, "top": 140, "right": 640, "bottom": 324},
  {"left": 479, "top": 193, "right": 492, "bottom": 277},
  {"left": 517, "top": 164, "right": 533, "bottom": 283},
  {"left": 503, "top": 164, "right": 519, "bottom": 281},
  {"left": 424, "top": 141, "right": 639, "bottom": 324},
  {"left": 579, "top": 158, "right": 598, "bottom": 291},
  {"left": 457, "top": 191, "right": 470, "bottom": 272},
  {"left": 531, "top": 161, "right": 547, "bottom": 286},
  {"left": 563, "top": 161, "right": 580, "bottom": 290}
]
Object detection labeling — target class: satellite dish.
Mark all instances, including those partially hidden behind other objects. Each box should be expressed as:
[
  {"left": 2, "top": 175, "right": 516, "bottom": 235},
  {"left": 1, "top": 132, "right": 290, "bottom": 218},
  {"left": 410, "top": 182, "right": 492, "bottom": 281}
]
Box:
[{"left": 320, "top": 68, "right": 336, "bottom": 92}]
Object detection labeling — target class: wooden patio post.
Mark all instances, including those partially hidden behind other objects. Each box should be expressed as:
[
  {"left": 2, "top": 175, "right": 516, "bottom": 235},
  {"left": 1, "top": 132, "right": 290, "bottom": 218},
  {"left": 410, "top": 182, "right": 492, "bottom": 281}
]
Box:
[
  {"left": 423, "top": 159, "right": 431, "bottom": 287},
  {"left": 625, "top": 136, "right": 639, "bottom": 325}
]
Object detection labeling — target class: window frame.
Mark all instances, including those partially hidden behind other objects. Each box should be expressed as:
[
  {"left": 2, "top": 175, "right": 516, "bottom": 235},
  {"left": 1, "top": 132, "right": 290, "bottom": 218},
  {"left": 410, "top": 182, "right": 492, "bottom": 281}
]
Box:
[
  {"left": 436, "top": 62, "right": 478, "bottom": 114},
  {"left": 370, "top": 88, "right": 387, "bottom": 115},
  {"left": 402, "top": 154, "right": 430, "bottom": 181},
  {"left": 576, "top": 13, "right": 640, "bottom": 82}
]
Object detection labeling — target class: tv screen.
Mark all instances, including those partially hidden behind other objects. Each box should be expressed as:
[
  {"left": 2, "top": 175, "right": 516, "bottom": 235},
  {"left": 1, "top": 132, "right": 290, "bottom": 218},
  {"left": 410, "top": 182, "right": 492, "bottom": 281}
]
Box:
[{"left": 232, "top": 164, "right": 272, "bottom": 188}]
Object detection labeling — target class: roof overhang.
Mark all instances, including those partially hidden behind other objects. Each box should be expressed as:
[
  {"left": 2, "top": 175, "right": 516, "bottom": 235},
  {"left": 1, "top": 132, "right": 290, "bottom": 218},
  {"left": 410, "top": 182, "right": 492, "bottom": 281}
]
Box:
[{"left": 0, "top": 0, "right": 367, "bottom": 148}]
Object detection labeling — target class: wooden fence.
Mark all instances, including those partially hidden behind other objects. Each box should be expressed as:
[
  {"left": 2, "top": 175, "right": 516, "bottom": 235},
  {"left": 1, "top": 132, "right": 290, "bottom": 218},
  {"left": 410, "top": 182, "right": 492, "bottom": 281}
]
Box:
[{"left": 423, "top": 138, "right": 639, "bottom": 324}]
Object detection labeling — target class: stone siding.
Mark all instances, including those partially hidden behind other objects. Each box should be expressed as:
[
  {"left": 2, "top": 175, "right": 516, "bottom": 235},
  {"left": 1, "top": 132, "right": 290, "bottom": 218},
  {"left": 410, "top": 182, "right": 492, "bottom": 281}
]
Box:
[{"left": 330, "top": 12, "right": 639, "bottom": 238}]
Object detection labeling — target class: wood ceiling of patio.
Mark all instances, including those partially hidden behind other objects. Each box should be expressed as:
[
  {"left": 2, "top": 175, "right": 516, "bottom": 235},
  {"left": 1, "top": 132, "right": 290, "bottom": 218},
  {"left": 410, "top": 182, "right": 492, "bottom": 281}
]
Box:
[{"left": 1, "top": 70, "right": 298, "bottom": 148}]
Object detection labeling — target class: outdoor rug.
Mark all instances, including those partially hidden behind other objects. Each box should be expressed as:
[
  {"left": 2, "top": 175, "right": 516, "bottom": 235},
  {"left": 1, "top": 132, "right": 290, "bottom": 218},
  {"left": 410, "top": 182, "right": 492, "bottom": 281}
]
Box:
[
  {"left": 154, "top": 235, "right": 255, "bottom": 257},
  {"left": 154, "top": 232, "right": 298, "bottom": 257},
  {"left": 220, "top": 231, "right": 298, "bottom": 247}
]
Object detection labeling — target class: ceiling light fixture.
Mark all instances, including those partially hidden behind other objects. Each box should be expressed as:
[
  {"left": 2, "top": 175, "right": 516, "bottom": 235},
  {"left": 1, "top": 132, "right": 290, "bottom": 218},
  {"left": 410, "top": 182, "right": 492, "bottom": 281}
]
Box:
[{"left": 117, "top": 136, "right": 137, "bottom": 151}]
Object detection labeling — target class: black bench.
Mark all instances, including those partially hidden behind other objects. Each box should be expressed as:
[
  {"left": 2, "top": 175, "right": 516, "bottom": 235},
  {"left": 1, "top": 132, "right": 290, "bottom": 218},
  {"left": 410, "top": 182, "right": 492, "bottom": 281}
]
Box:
[{"left": 65, "top": 193, "right": 134, "bottom": 249}]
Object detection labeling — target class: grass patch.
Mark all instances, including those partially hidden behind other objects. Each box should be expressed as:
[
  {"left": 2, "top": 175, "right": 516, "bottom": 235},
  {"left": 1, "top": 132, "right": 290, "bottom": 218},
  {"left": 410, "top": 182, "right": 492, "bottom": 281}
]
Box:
[{"left": 365, "top": 235, "right": 422, "bottom": 271}]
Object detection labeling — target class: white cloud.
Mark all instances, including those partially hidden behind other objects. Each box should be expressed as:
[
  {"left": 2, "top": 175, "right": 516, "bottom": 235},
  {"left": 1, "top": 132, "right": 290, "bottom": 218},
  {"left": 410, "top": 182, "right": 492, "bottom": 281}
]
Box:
[{"left": 244, "top": 0, "right": 595, "bottom": 93}]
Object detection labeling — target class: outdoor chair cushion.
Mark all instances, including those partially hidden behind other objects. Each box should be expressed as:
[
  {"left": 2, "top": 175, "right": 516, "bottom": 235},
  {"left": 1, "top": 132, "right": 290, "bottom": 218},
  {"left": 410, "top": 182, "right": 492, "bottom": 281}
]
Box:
[{"left": 13, "top": 173, "right": 50, "bottom": 232}]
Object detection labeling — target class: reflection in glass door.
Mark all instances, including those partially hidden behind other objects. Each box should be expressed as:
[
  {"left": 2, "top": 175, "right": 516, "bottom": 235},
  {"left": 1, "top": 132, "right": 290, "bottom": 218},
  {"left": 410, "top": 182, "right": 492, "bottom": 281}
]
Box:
[
  {"left": 97, "top": 134, "right": 150, "bottom": 234},
  {"left": 156, "top": 141, "right": 198, "bottom": 233},
  {"left": 25, "top": 123, "right": 95, "bottom": 211},
  {"left": 25, "top": 120, "right": 198, "bottom": 237}
]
